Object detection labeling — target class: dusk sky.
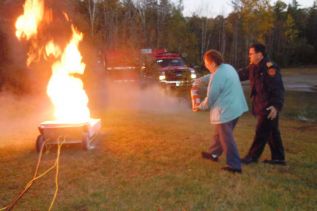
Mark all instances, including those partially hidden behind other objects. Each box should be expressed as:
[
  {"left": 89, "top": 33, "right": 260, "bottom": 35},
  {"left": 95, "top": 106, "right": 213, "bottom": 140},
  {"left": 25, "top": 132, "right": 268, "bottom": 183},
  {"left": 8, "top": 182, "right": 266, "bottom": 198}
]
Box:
[{"left": 175, "top": 0, "right": 316, "bottom": 17}]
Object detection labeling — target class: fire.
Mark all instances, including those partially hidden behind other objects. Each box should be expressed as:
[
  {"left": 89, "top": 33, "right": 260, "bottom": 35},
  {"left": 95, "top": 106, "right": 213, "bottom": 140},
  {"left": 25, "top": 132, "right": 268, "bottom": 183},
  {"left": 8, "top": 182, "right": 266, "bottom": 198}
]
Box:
[
  {"left": 45, "top": 41, "right": 61, "bottom": 58},
  {"left": 15, "top": 0, "right": 44, "bottom": 40},
  {"left": 15, "top": 0, "right": 92, "bottom": 123},
  {"left": 46, "top": 26, "right": 90, "bottom": 122}
]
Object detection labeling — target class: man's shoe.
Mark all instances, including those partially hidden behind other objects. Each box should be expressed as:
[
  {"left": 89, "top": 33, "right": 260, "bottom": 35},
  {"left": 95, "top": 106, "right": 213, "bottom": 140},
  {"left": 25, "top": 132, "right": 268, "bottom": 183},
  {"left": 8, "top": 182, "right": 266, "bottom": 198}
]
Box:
[
  {"left": 241, "top": 157, "right": 258, "bottom": 164},
  {"left": 201, "top": 151, "right": 218, "bottom": 162},
  {"left": 221, "top": 166, "right": 242, "bottom": 174},
  {"left": 262, "top": 159, "right": 286, "bottom": 165}
]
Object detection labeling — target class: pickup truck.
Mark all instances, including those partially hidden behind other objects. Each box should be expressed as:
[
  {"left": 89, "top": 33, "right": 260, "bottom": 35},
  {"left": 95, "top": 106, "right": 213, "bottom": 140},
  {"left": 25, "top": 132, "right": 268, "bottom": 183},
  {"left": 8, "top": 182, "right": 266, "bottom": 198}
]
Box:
[{"left": 155, "top": 52, "right": 197, "bottom": 87}]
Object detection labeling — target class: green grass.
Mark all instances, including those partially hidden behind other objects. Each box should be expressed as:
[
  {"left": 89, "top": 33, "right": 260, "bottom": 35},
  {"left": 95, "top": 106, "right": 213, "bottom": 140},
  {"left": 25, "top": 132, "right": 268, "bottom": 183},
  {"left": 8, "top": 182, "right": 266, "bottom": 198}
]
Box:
[
  {"left": 283, "top": 91, "right": 317, "bottom": 121},
  {"left": 0, "top": 67, "right": 316, "bottom": 210},
  {"left": 0, "top": 108, "right": 316, "bottom": 210}
]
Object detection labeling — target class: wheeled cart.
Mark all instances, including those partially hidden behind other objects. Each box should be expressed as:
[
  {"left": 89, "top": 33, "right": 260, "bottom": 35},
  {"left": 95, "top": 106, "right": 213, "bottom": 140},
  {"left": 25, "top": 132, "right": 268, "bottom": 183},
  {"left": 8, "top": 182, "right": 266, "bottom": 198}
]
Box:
[{"left": 36, "top": 119, "right": 101, "bottom": 152}]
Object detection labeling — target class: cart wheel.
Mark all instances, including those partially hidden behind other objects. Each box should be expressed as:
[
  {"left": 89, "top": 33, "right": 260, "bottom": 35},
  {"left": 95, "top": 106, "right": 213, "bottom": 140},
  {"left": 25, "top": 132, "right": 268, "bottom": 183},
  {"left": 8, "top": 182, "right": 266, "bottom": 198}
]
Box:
[
  {"left": 36, "top": 135, "right": 46, "bottom": 153},
  {"left": 82, "top": 134, "right": 90, "bottom": 150}
]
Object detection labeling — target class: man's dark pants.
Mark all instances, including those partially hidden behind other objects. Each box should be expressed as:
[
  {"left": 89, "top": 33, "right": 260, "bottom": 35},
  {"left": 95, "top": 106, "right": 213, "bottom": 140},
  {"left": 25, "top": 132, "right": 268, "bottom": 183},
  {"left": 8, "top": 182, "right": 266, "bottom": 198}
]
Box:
[
  {"left": 247, "top": 115, "right": 285, "bottom": 160},
  {"left": 208, "top": 118, "right": 241, "bottom": 170}
]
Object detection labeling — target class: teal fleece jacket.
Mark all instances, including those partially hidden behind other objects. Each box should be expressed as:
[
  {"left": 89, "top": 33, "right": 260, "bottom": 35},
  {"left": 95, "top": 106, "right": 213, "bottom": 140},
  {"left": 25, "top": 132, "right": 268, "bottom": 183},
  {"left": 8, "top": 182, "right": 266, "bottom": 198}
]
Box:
[{"left": 196, "top": 64, "right": 248, "bottom": 124}]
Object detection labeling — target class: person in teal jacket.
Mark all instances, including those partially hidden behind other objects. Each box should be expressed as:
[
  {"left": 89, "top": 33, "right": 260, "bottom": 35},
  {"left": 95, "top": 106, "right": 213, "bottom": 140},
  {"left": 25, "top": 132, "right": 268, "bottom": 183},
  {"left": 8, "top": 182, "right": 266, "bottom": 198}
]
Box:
[{"left": 195, "top": 49, "right": 248, "bottom": 173}]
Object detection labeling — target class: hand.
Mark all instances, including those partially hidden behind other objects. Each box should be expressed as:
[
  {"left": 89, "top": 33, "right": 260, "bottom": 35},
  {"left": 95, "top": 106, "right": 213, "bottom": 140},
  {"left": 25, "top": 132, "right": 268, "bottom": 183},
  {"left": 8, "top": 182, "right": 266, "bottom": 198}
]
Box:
[
  {"left": 267, "top": 106, "right": 278, "bottom": 120},
  {"left": 192, "top": 104, "right": 200, "bottom": 112}
]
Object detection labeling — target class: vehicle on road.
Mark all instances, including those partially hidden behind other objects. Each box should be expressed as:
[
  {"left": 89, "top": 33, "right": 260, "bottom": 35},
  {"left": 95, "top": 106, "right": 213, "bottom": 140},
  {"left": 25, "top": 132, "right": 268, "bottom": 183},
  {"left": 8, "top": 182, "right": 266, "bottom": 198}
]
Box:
[{"left": 141, "top": 49, "right": 197, "bottom": 88}]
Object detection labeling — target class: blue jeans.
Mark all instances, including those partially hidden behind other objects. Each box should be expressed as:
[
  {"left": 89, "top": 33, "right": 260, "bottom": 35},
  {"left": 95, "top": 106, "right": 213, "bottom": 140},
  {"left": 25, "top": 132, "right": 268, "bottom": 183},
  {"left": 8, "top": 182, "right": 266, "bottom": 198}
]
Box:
[{"left": 208, "top": 118, "right": 241, "bottom": 170}]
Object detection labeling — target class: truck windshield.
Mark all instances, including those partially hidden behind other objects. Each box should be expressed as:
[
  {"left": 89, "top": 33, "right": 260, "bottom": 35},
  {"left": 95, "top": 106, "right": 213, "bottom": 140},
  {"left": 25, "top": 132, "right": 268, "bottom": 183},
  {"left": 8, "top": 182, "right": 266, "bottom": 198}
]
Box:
[{"left": 156, "top": 58, "right": 185, "bottom": 67}]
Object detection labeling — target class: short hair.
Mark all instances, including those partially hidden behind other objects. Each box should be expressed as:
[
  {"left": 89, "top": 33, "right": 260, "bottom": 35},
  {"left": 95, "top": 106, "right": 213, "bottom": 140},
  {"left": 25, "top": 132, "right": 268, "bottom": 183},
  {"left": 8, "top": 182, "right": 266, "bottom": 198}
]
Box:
[
  {"left": 204, "top": 50, "right": 223, "bottom": 66},
  {"left": 250, "top": 43, "right": 266, "bottom": 56}
]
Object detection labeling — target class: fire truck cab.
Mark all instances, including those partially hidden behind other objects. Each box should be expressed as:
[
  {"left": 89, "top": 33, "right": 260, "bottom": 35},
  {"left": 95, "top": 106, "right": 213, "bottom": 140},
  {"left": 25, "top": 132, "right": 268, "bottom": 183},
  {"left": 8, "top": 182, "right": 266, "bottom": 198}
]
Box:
[{"left": 142, "top": 49, "right": 197, "bottom": 87}]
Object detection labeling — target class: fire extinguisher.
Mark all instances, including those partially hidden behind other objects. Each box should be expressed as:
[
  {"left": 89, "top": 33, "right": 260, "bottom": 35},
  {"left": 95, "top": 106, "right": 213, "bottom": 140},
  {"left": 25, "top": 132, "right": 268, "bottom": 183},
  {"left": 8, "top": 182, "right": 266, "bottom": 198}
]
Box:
[{"left": 191, "top": 82, "right": 201, "bottom": 112}]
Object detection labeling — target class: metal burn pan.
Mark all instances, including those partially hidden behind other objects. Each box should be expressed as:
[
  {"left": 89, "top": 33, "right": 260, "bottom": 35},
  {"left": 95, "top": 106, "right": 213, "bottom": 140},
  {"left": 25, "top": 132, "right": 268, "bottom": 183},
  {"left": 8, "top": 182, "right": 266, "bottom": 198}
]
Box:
[{"left": 36, "top": 119, "right": 101, "bottom": 152}]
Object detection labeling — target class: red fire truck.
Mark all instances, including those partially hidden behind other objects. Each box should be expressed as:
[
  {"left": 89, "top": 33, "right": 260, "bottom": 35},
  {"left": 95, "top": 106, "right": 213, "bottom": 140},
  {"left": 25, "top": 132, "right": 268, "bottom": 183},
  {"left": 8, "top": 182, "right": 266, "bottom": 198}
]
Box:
[{"left": 141, "top": 49, "right": 197, "bottom": 87}]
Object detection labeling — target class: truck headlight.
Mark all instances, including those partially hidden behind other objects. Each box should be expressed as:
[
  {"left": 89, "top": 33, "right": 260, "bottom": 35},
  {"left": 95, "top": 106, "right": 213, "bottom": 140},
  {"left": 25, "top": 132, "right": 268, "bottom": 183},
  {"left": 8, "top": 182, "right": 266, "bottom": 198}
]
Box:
[{"left": 159, "top": 75, "right": 166, "bottom": 81}]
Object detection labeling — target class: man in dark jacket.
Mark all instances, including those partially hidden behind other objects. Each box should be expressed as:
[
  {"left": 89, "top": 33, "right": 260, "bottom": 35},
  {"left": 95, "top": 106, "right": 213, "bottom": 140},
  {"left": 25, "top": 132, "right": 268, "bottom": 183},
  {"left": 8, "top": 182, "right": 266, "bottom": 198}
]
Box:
[{"left": 238, "top": 43, "right": 286, "bottom": 165}]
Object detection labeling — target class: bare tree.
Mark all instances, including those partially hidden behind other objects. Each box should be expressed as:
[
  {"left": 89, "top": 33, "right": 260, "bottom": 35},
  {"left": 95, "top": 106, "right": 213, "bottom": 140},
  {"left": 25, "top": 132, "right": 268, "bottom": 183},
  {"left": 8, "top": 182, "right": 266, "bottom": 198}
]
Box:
[
  {"left": 102, "top": 1, "right": 119, "bottom": 49},
  {"left": 87, "top": 0, "right": 98, "bottom": 36},
  {"left": 135, "top": 0, "right": 147, "bottom": 47}
]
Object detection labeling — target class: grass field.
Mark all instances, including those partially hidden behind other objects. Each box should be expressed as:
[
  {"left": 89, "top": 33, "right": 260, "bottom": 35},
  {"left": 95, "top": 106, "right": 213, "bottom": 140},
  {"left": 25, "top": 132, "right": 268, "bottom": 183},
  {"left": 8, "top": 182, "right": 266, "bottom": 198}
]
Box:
[{"left": 0, "top": 68, "right": 316, "bottom": 210}]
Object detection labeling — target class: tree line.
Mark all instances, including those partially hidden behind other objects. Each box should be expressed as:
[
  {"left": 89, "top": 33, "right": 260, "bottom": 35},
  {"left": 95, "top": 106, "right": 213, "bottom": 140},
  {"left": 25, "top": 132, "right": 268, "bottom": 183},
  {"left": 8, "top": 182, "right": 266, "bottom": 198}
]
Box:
[{"left": 75, "top": 0, "right": 317, "bottom": 67}]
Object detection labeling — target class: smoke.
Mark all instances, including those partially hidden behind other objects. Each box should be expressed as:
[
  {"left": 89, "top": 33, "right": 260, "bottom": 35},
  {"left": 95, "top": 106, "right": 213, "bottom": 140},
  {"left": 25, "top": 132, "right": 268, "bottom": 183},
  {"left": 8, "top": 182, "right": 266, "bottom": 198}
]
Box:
[
  {"left": 0, "top": 80, "right": 192, "bottom": 148},
  {"left": 0, "top": 92, "right": 53, "bottom": 148},
  {"left": 89, "top": 79, "right": 192, "bottom": 114}
]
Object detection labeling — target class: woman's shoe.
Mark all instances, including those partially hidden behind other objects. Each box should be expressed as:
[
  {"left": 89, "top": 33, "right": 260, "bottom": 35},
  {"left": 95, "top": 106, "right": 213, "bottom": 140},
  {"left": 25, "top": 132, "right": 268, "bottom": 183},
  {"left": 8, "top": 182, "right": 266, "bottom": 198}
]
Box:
[{"left": 201, "top": 151, "right": 219, "bottom": 162}]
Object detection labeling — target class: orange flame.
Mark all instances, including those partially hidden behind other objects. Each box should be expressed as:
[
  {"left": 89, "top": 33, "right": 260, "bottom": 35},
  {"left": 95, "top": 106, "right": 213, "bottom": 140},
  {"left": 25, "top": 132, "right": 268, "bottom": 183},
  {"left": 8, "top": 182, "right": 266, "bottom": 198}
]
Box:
[
  {"left": 15, "top": 0, "right": 91, "bottom": 122},
  {"left": 45, "top": 41, "right": 61, "bottom": 58},
  {"left": 46, "top": 26, "right": 90, "bottom": 122},
  {"left": 15, "top": 0, "right": 44, "bottom": 40}
]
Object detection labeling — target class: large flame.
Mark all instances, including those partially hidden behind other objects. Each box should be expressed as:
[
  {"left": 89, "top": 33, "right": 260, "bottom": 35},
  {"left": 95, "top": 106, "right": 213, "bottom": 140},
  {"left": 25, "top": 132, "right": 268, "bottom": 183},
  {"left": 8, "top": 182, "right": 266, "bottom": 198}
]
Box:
[
  {"left": 46, "top": 26, "right": 90, "bottom": 122},
  {"left": 15, "top": 0, "right": 44, "bottom": 40},
  {"left": 15, "top": 0, "right": 91, "bottom": 122}
]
